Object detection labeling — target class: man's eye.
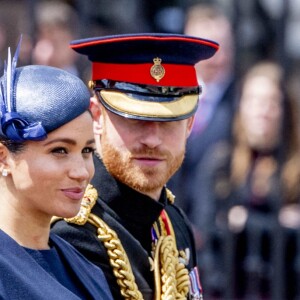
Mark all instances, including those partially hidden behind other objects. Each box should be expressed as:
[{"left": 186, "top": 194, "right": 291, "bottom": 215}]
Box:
[{"left": 82, "top": 147, "right": 95, "bottom": 154}]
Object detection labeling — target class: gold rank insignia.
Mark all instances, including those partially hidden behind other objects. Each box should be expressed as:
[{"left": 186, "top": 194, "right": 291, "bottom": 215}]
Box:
[{"left": 150, "top": 57, "right": 165, "bottom": 82}]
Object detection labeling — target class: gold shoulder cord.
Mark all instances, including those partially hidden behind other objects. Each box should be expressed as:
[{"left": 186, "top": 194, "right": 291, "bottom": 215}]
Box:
[
  {"left": 153, "top": 189, "right": 190, "bottom": 300},
  {"left": 64, "top": 184, "right": 190, "bottom": 300}
]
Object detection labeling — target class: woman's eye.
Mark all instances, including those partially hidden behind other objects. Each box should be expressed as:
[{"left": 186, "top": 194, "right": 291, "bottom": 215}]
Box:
[{"left": 51, "top": 147, "right": 68, "bottom": 154}]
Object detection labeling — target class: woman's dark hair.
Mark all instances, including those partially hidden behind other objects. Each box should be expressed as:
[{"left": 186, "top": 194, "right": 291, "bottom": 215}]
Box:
[
  {"left": 0, "top": 136, "right": 26, "bottom": 153},
  {"left": 231, "top": 61, "right": 300, "bottom": 203}
]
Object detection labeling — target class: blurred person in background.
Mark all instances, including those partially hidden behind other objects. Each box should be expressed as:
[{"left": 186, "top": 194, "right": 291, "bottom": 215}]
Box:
[
  {"left": 191, "top": 61, "right": 300, "bottom": 299},
  {"left": 168, "top": 1, "right": 237, "bottom": 246},
  {"left": 31, "top": 1, "right": 80, "bottom": 76}
]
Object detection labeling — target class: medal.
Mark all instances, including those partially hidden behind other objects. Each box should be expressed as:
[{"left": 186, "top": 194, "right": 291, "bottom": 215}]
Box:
[{"left": 189, "top": 266, "right": 203, "bottom": 299}]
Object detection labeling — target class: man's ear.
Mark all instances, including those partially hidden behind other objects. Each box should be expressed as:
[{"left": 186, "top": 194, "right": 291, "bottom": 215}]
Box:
[
  {"left": 186, "top": 115, "right": 195, "bottom": 138},
  {"left": 90, "top": 96, "right": 103, "bottom": 135},
  {"left": 90, "top": 96, "right": 101, "bottom": 120}
]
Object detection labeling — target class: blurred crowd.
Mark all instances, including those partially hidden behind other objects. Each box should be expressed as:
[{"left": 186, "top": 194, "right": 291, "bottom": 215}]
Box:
[{"left": 1, "top": 0, "right": 300, "bottom": 299}]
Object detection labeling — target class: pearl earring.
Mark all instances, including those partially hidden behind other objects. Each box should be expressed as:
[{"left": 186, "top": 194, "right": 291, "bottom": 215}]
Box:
[{"left": 2, "top": 169, "right": 8, "bottom": 177}]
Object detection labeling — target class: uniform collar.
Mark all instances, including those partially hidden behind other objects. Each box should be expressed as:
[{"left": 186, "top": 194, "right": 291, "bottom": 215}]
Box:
[{"left": 91, "top": 154, "right": 167, "bottom": 227}]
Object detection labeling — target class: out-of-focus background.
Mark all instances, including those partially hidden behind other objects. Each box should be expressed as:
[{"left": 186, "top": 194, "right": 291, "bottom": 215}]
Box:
[
  {"left": 2, "top": 0, "right": 300, "bottom": 299},
  {"left": 1, "top": 0, "right": 300, "bottom": 96}
]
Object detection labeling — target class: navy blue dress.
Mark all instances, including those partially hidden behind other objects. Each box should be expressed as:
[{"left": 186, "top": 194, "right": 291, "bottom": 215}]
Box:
[{"left": 0, "top": 229, "right": 113, "bottom": 299}]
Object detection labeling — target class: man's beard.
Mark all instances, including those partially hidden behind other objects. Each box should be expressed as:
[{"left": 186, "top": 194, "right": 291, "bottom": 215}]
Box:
[{"left": 101, "top": 132, "right": 185, "bottom": 194}]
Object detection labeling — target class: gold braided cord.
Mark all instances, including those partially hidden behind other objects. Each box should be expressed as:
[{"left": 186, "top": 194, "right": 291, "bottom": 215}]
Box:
[
  {"left": 164, "top": 189, "right": 190, "bottom": 299},
  {"left": 175, "top": 262, "right": 190, "bottom": 297},
  {"left": 51, "top": 184, "right": 97, "bottom": 225},
  {"left": 88, "top": 213, "right": 143, "bottom": 300},
  {"left": 63, "top": 185, "right": 143, "bottom": 299},
  {"left": 64, "top": 185, "right": 190, "bottom": 300},
  {"left": 166, "top": 188, "right": 175, "bottom": 204},
  {"left": 64, "top": 184, "right": 98, "bottom": 225},
  {"left": 153, "top": 214, "right": 190, "bottom": 300},
  {"left": 154, "top": 236, "right": 176, "bottom": 300}
]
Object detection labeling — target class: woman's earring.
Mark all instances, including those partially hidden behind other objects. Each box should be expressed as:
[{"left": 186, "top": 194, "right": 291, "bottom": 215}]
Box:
[{"left": 2, "top": 169, "right": 8, "bottom": 177}]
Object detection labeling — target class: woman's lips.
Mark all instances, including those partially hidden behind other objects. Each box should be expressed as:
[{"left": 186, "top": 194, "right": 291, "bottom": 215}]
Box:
[{"left": 61, "top": 188, "right": 84, "bottom": 200}]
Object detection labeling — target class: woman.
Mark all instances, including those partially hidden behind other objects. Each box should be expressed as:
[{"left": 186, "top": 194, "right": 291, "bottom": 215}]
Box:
[
  {"left": 0, "top": 42, "right": 113, "bottom": 299},
  {"left": 190, "top": 61, "right": 300, "bottom": 299}
]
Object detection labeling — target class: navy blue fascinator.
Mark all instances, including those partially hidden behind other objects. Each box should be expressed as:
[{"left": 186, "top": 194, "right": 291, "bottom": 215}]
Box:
[{"left": 0, "top": 38, "right": 91, "bottom": 142}]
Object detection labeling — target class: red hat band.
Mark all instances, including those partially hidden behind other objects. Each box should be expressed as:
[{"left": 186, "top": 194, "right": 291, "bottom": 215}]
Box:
[{"left": 92, "top": 61, "right": 198, "bottom": 87}]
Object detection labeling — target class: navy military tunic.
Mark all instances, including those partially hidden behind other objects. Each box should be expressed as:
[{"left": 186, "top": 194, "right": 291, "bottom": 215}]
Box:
[{"left": 52, "top": 155, "right": 199, "bottom": 300}]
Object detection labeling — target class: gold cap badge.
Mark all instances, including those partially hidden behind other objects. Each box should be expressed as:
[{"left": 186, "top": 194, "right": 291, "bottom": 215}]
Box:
[{"left": 150, "top": 57, "right": 165, "bottom": 82}]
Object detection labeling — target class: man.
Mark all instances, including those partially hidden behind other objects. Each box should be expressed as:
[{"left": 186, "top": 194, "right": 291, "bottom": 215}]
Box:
[{"left": 52, "top": 33, "right": 219, "bottom": 300}]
